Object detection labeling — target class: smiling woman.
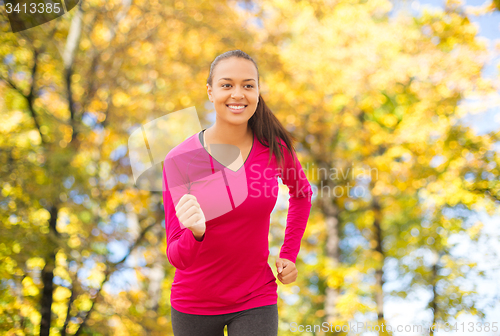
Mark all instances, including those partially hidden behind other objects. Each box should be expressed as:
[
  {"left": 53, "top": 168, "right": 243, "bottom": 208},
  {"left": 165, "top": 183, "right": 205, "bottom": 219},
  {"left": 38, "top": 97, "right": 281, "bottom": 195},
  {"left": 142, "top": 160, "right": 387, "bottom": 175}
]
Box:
[{"left": 162, "top": 50, "right": 313, "bottom": 336}]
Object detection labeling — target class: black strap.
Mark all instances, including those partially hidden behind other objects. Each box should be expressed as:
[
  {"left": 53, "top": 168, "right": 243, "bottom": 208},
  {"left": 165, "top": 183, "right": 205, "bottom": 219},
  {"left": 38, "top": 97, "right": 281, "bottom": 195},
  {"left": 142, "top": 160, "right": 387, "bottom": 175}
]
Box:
[{"left": 199, "top": 129, "right": 206, "bottom": 146}]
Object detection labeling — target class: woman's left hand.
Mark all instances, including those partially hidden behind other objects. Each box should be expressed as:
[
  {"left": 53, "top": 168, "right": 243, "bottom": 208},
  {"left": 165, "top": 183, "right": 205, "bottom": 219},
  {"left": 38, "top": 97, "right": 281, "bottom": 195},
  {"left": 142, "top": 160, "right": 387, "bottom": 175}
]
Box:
[{"left": 275, "top": 258, "right": 298, "bottom": 284}]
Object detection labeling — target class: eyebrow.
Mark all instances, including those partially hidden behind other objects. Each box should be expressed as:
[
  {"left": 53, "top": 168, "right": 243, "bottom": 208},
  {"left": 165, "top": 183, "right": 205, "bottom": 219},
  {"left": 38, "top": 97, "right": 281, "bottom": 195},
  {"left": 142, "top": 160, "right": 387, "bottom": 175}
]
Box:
[{"left": 218, "top": 78, "right": 256, "bottom": 82}]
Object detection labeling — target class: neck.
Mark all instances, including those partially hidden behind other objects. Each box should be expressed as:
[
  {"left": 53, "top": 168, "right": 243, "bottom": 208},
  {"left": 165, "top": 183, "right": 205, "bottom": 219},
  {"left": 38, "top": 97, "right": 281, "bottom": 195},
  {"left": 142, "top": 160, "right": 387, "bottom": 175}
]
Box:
[{"left": 206, "top": 121, "right": 253, "bottom": 146}]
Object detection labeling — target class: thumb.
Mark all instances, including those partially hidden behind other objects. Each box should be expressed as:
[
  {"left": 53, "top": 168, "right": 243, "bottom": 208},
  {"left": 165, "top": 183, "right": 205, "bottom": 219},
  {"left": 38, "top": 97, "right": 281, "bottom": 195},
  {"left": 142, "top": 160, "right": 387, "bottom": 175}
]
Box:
[{"left": 276, "top": 259, "right": 283, "bottom": 273}]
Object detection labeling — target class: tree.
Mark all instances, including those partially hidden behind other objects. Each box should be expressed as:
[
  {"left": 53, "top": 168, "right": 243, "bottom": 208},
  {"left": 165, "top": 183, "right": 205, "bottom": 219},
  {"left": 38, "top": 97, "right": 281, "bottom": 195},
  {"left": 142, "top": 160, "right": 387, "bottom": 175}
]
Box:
[{"left": 1, "top": 0, "right": 258, "bottom": 334}]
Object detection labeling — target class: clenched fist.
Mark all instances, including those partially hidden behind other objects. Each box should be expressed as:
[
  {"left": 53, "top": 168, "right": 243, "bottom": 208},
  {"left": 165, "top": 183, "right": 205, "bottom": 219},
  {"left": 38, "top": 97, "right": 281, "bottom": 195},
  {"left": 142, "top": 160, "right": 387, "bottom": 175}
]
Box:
[{"left": 175, "top": 194, "right": 206, "bottom": 241}]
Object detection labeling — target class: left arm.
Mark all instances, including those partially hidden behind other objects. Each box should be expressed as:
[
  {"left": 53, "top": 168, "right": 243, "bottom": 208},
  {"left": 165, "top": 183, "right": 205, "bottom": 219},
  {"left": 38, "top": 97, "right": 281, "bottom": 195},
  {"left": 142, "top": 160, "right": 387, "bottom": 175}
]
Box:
[{"left": 276, "top": 145, "right": 313, "bottom": 283}]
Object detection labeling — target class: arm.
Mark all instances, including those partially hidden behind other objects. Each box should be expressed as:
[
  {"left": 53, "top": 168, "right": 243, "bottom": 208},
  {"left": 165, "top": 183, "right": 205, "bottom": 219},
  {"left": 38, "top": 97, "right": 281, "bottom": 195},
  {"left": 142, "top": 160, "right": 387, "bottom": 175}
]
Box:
[
  {"left": 278, "top": 145, "right": 313, "bottom": 264},
  {"left": 163, "top": 156, "right": 204, "bottom": 270}
]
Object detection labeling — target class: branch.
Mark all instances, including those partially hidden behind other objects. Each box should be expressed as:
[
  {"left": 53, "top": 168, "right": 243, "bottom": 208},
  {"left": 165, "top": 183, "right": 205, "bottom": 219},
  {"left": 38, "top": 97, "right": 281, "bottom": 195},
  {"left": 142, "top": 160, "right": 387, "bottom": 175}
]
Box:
[
  {"left": 0, "top": 57, "right": 46, "bottom": 145},
  {"left": 0, "top": 75, "right": 26, "bottom": 96},
  {"left": 468, "top": 186, "right": 500, "bottom": 203},
  {"left": 63, "top": 2, "right": 84, "bottom": 143},
  {"left": 26, "top": 48, "right": 46, "bottom": 145},
  {"left": 65, "top": 0, "right": 136, "bottom": 143},
  {"left": 1, "top": 26, "right": 55, "bottom": 146}
]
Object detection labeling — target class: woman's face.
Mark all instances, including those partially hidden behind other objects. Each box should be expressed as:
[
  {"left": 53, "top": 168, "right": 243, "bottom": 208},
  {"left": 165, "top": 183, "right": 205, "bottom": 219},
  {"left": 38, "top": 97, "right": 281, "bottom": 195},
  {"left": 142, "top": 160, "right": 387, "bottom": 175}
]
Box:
[{"left": 207, "top": 57, "right": 259, "bottom": 126}]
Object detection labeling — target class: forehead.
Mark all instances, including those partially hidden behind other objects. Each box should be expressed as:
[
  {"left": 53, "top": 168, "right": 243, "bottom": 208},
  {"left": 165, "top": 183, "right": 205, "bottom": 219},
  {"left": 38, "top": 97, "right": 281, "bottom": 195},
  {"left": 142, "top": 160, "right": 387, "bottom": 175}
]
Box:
[{"left": 214, "top": 57, "right": 258, "bottom": 80}]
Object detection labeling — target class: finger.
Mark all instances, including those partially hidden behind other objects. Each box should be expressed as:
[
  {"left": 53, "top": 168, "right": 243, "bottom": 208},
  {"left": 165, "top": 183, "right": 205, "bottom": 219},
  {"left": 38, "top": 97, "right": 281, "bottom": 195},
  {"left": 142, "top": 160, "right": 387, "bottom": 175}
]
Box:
[
  {"left": 177, "top": 204, "right": 197, "bottom": 222},
  {"left": 176, "top": 200, "right": 201, "bottom": 220},
  {"left": 176, "top": 199, "right": 201, "bottom": 217},
  {"left": 196, "top": 207, "right": 206, "bottom": 224},
  {"left": 187, "top": 216, "right": 204, "bottom": 229},
  {"left": 178, "top": 206, "right": 201, "bottom": 225},
  {"left": 175, "top": 194, "right": 198, "bottom": 211},
  {"left": 278, "top": 266, "right": 295, "bottom": 278},
  {"left": 280, "top": 264, "right": 295, "bottom": 276},
  {"left": 175, "top": 194, "right": 197, "bottom": 212},
  {"left": 280, "top": 260, "right": 291, "bottom": 273},
  {"left": 174, "top": 194, "right": 190, "bottom": 212},
  {"left": 276, "top": 260, "right": 283, "bottom": 273},
  {"left": 278, "top": 274, "right": 292, "bottom": 284},
  {"left": 187, "top": 206, "right": 205, "bottom": 227},
  {"left": 183, "top": 212, "right": 203, "bottom": 228},
  {"left": 280, "top": 270, "right": 297, "bottom": 282},
  {"left": 278, "top": 274, "right": 291, "bottom": 284}
]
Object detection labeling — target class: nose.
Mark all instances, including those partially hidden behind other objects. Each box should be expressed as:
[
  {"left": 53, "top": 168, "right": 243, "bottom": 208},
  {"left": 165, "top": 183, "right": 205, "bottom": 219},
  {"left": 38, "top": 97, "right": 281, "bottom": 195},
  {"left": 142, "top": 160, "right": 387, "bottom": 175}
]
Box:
[{"left": 231, "top": 85, "right": 244, "bottom": 99}]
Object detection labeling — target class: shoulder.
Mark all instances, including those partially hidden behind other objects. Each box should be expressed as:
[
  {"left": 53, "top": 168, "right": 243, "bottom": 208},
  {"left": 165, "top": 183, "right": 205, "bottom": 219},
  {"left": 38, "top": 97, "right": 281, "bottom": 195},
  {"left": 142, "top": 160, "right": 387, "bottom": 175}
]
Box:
[{"left": 165, "top": 132, "right": 201, "bottom": 161}]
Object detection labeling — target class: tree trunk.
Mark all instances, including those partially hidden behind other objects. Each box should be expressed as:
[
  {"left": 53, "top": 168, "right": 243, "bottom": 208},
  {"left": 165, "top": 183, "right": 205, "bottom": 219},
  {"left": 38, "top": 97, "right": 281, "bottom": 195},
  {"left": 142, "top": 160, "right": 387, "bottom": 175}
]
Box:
[
  {"left": 372, "top": 196, "right": 386, "bottom": 331},
  {"left": 40, "top": 253, "right": 55, "bottom": 336},
  {"left": 40, "top": 205, "right": 59, "bottom": 336},
  {"left": 429, "top": 255, "right": 439, "bottom": 336}
]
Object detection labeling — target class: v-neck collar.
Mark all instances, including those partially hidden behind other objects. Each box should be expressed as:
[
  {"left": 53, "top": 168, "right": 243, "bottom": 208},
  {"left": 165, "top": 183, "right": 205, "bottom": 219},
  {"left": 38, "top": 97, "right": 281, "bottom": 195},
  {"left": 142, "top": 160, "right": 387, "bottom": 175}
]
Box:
[{"left": 198, "top": 129, "right": 255, "bottom": 173}]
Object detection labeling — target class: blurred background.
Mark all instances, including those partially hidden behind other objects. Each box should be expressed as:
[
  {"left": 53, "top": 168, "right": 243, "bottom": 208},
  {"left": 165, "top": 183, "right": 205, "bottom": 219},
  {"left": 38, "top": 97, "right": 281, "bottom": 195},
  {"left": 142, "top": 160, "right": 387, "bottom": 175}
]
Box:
[{"left": 1, "top": 0, "right": 500, "bottom": 335}]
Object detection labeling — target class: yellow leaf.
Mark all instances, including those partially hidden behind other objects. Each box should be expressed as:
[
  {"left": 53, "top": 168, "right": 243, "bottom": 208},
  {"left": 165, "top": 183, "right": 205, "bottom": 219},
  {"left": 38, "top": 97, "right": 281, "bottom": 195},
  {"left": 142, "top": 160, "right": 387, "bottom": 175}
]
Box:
[
  {"left": 54, "top": 286, "right": 72, "bottom": 301},
  {"left": 22, "top": 277, "right": 39, "bottom": 296}
]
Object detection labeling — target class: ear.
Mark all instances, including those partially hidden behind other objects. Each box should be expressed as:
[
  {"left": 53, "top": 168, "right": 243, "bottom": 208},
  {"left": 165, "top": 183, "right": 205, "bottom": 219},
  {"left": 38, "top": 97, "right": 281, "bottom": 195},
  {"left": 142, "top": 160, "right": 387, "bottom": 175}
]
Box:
[{"left": 206, "top": 84, "right": 213, "bottom": 102}]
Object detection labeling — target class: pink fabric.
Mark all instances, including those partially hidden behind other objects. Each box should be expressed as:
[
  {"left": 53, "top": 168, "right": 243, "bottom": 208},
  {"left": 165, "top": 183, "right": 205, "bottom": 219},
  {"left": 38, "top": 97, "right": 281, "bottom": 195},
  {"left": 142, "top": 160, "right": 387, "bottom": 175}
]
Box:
[{"left": 162, "top": 130, "right": 313, "bottom": 315}]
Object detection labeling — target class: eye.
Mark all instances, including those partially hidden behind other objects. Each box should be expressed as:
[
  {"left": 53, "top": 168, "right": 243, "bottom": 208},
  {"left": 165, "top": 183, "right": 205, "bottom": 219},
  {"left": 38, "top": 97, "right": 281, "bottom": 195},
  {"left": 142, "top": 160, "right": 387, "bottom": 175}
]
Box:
[{"left": 221, "top": 84, "right": 254, "bottom": 88}]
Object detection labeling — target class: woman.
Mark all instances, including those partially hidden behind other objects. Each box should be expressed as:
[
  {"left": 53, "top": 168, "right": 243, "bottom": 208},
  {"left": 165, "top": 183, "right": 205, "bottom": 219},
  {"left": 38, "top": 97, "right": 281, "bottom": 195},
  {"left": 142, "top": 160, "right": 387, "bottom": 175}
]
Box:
[{"left": 162, "top": 50, "right": 313, "bottom": 336}]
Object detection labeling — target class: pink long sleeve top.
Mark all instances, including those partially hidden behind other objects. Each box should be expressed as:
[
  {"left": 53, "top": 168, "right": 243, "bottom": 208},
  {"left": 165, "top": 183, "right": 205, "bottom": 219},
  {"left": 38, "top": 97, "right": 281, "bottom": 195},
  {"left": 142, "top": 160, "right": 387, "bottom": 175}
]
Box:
[{"left": 162, "top": 129, "right": 313, "bottom": 315}]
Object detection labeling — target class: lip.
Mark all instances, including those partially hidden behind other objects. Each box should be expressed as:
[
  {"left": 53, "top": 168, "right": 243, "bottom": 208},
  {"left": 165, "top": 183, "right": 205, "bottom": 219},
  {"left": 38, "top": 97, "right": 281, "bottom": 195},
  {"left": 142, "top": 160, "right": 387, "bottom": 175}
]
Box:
[{"left": 226, "top": 104, "right": 247, "bottom": 114}]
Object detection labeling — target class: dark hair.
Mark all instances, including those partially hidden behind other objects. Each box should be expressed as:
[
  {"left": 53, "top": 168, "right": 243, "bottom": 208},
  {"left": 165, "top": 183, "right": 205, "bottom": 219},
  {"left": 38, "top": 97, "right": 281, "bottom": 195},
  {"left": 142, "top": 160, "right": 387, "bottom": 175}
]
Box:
[{"left": 206, "top": 49, "right": 297, "bottom": 171}]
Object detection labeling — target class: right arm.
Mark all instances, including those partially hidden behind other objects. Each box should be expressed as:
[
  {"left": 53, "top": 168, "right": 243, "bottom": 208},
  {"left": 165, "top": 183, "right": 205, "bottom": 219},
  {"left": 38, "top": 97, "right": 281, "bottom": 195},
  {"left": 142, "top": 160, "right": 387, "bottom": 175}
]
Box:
[{"left": 162, "top": 156, "right": 205, "bottom": 270}]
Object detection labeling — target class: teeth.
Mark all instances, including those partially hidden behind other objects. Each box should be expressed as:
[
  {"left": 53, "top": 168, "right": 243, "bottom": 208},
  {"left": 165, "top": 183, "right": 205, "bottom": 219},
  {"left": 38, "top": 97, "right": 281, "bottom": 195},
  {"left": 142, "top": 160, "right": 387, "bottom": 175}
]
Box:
[{"left": 228, "top": 105, "right": 245, "bottom": 109}]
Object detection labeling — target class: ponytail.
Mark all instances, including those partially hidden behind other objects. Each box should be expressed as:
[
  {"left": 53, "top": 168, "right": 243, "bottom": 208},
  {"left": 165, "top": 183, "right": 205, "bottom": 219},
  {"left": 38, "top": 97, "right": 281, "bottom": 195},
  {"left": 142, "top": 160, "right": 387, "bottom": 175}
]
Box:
[{"left": 249, "top": 93, "right": 297, "bottom": 171}]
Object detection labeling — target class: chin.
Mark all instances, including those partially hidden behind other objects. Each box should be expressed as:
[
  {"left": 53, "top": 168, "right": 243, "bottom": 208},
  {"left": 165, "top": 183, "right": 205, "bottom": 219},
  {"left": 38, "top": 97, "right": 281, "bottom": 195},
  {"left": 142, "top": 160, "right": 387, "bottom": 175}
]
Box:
[{"left": 227, "top": 118, "right": 252, "bottom": 125}]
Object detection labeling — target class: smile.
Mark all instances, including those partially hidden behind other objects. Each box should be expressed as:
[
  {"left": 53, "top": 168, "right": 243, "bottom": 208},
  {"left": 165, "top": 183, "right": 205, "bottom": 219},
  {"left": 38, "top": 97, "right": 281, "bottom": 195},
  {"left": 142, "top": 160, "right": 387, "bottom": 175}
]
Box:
[{"left": 227, "top": 105, "right": 247, "bottom": 113}]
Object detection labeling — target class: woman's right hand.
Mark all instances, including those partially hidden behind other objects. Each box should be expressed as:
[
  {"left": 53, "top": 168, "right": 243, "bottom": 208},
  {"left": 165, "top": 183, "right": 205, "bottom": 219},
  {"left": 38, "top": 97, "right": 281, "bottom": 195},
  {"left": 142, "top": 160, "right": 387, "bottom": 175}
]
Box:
[{"left": 175, "top": 194, "right": 206, "bottom": 240}]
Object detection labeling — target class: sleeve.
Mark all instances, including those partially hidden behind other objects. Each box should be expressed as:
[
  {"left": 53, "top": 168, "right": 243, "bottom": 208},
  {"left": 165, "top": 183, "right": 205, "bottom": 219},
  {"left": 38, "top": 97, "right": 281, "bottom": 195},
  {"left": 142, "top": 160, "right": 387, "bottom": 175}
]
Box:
[
  {"left": 162, "top": 154, "right": 204, "bottom": 270},
  {"left": 277, "top": 145, "right": 313, "bottom": 264}
]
